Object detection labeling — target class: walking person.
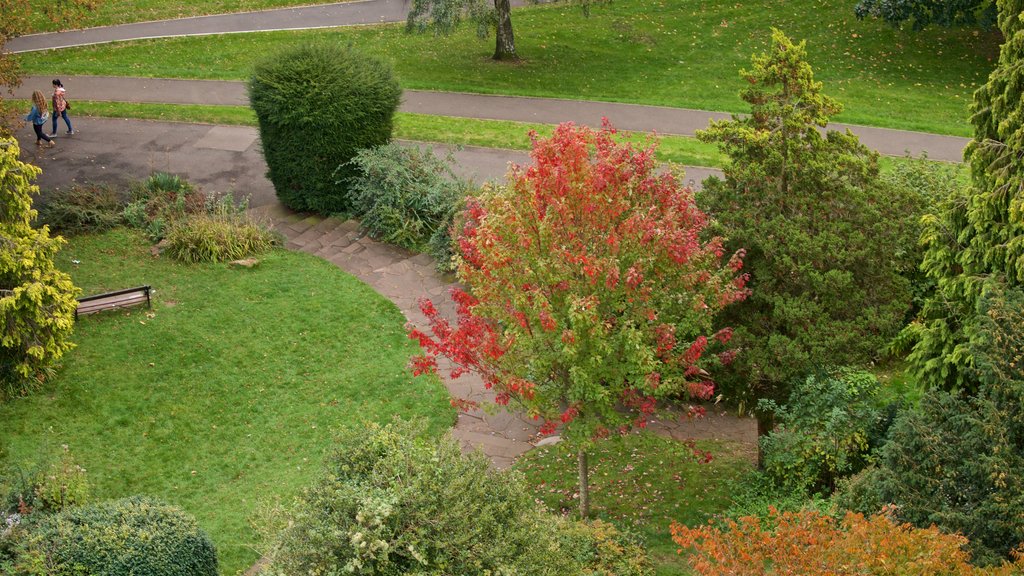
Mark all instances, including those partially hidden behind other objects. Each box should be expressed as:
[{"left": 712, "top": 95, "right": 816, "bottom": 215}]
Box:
[
  {"left": 25, "top": 91, "right": 55, "bottom": 148},
  {"left": 50, "top": 79, "right": 74, "bottom": 136}
]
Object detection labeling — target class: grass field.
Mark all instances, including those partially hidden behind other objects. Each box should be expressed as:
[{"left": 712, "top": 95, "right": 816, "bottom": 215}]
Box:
[
  {"left": 24, "top": 0, "right": 346, "bottom": 33},
  {"left": 18, "top": 0, "right": 1000, "bottom": 136},
  {"left": 0, "top": 229, "right": 453, "bottom": 574},
  {"left": 515, "top": 433, "right": 752, "bottom": 576}
]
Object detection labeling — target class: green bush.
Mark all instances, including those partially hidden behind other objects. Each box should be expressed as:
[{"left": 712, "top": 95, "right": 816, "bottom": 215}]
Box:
[
  {"left": 16, "top": 496, "right": 218, "bottom": 576},
  {"left": 250, "top": 44, "right": 402, "bottom": 214},
  {"left": 878, "top": 155, "right": 962, "bottom": 321},
  {"left": 758, "top": 369, "right": 881, "bottom": 495},
  {"left": 37, "top": 184, "right": 126, "bottom": 236},
  {"left": 0, "top": 138, "right": 79, "bottom": 400},
  {"left": 123, "top": 172, "right": 206, "bottom": 242},
  {"left": 835, "top": 390, "right": 1024, "bottom": 566},
  {"left": 837, "top": 288, "right": 1024, "bottom": 566},
  {"left": 163, "top": 211, "right": 280, "bottom": 263},
  {"left": 347, "top": 143, "right": 471, "bottom": 270},
  {"left": 260, "top": 419, "right": 651, "bottom": 575}
]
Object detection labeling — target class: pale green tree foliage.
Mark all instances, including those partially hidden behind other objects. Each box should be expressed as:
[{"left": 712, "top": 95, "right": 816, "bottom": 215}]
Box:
[
  {"left": 907, "top": 0, "right": 1024, "bottom": 392},
  {"left": 0, "top": 138, "right": 79, "bottom": 399}
]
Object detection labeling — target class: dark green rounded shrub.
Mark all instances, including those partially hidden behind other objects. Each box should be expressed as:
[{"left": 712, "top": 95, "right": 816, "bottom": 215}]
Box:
[
  {"left": 249, "top": 44, "right": 401, "bottom": 214},
  {"left": 21, "top": 496, "right": 218, "bottom": 576}
]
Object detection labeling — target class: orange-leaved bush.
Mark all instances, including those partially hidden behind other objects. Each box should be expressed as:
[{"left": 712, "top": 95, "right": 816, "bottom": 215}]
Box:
[
  {"left": 408, "top": 121, "right": 748, "bottom": 516},
  {"left": 671, "top": 508, "right": 1024, "bottom": 575}
]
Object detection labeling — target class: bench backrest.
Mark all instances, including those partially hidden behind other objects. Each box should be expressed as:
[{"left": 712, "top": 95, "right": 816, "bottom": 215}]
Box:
[{"left": 76, "top": 285, "right": 152, "bottom": 319}]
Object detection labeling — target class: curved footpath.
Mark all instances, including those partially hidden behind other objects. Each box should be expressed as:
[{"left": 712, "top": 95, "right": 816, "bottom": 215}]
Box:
[
  {"left": 15, "top": 116, "right": 752, "bottom": 469},
  {"left": 7, "top": 0, "right": 967, "bottom": 468}
]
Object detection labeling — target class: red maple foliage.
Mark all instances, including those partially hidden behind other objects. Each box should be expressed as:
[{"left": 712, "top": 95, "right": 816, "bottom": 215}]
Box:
[{"left": 409, "top": 120, "right": 748, "bottom": 443}]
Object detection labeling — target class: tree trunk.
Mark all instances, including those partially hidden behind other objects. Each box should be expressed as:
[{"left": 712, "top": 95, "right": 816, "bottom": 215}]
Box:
[
  {"left": 492, "top": 0, "right": 517, "bottom": 60},
  {"left": 755, "top": 411, "right": 773, "bottom": 470},
  {"left": 577, "top": 448, "right": 590, "bottom": 518}
]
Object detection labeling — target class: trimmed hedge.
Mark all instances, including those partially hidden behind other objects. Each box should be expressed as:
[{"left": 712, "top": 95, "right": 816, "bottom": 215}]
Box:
[
  {"left": 249, "top": 44, "right": 401, "bottom": 214},
  {"left": 20, "top": 496, "right": 218, "bottom": 576}
]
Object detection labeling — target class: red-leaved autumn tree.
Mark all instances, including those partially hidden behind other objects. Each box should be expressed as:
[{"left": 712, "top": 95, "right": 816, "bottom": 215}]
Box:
[{"left": 409, "top": 121, "right": 748, "bottom": 517}]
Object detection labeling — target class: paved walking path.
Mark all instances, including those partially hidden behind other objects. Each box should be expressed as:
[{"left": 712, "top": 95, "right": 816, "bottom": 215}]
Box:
[
  {"left": 6, "top": 0, "right": 424, "bottom": 53},
  {"left": 15, "top": 75, "right": 971, "bottom": 162},
  {"left": 15, "top": 117, "right": 753, "bottom": 468},
  {"left": 7, "top": 0, "right": 966, "bottom": 468}
]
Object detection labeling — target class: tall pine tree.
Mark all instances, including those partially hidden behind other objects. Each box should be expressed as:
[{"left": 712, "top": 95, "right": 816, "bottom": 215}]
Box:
[
  {"left": 908, "top": 0, "right": 1024, "bottom": 391},
  {"left": 697, "top": 30, "right": 915, "bottom": 443}
]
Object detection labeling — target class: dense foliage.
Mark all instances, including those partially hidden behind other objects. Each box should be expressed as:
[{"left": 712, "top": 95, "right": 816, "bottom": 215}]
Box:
[
  {"left": 906, "top": 0, "right": 1024, "bottom": 392},
  {"left": 37, "top": 183, "right": 126, "bottom": 236},
  {"left": 855, "top": 0, "right": 996, "bottom": 30},
  {"left": 123, "top": 171, "right": 278, "bottom": 262},
  {"left": 260, "top": 420, "right": 651, "bottom": 575},
  {"left": 759, "top": 369, "right": 881, "bottom": 495},
  {"left": 347, "top": 143, "right": 472, "bottom": 270},
  {"left": 409, "top": 122, "right": 748, "bottom": 514},
  {"left": 11, "top": 496, "right": 218, "bottom": 576},
  {"left": 672, "top": 508, "right": 1024, "bottom": 575},
  {"left": 696, "top": 30, "right": 914, "bottom": 420},
  {"left": 249, "top": 44, "right": 401, "bottom": 213},
  {"left": 878, "top": 155, "right": 963, "bottom": 320},
  {"left": 0, "top": 138, "right": 79, "bottom": 400},
  {"left": 838, "top": 287, "right": 1024, "bottom": 565}
]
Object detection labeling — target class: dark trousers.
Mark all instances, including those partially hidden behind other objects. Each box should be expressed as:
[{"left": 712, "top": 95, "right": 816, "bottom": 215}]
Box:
[
  {"left": 51, "top": 109, "right": 72, "bottom": 134},
  {"left": 32, "top": 123, "right": 52, "bottom": 143}
]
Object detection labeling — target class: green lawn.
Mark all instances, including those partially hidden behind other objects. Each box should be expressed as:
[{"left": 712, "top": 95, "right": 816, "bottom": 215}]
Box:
[
  {"left": 24, "top": 0, "right": 347, "bottom": 33},
  {"left": 18, "top": 0, "right": 1000, "bottom": 136},
  {"left": 0, "top": 229, "right": 453, "bottom": 575},
  {"left": 514, "top": 433, "right": 752, "bottom": 576}
]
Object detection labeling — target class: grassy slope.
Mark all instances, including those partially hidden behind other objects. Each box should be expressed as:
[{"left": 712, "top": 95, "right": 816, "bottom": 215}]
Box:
[
  {"left": 24, "top": 0, "right": 347, "bottom": 33},
  {"left": 515, "top": 433, "right": 752, "bottom": 576},
  {"left": 0, "top": 229, "right": 453, "bottom": 575},
  {"left": 18, "top": 0, "right": 1000, "bottom": 136}
]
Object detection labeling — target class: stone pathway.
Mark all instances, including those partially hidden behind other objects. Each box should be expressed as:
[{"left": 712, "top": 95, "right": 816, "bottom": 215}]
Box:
[{"left": 250, "top": 203, "right": 759, "bottom": 469}]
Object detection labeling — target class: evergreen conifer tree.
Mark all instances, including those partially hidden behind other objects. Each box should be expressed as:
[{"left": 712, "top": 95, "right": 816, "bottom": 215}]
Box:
[
  {"left": 908, "top": 0, "right": 1024, "bottom": 391},
  {"left": 697, "top": 30, "right": 915, "bottom": 441},
  {"left": 0, "top": 138, "right": 79, "bottom": 399}
]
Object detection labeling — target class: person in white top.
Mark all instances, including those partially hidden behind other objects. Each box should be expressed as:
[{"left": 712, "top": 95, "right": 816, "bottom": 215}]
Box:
[{"left": 50, "top": 79, "right": 74, "bottom": 137}]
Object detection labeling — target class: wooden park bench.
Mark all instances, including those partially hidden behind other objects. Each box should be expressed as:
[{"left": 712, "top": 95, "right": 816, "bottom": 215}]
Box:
[{"left": 75, "top": 285, "right": 152, "bottom": 320}]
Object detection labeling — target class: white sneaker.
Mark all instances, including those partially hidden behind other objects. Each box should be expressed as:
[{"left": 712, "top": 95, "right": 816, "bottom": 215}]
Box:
[{"left": 66, "top": 130, "right": 75, "bottom": 135}]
